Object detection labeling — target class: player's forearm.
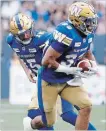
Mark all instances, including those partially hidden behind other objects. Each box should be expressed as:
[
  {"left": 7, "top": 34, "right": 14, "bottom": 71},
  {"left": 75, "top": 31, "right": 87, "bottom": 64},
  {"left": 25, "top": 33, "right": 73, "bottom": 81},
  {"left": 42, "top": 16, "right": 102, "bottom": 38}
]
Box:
[
  {"left": 42, "top": 46, "right": 61, "bottom": 69},
  {"left": 42, "top": 46, "right": 81, "bottom": 75},
  {"left": 42, "top": 57, "right": 81, "bottom": 75},
  {"left": 18, "top": 58, "right": 29, "bottom": 74},
  {"left": 42, "top": 56, "right": 59, "bottom": 69}
]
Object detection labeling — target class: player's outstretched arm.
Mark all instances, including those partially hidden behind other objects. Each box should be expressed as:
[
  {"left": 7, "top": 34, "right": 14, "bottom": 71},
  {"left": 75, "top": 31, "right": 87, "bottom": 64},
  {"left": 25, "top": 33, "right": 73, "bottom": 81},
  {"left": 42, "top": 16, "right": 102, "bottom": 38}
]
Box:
[{"left": 18, "top": 58, "right": 36, "bottom": 83}]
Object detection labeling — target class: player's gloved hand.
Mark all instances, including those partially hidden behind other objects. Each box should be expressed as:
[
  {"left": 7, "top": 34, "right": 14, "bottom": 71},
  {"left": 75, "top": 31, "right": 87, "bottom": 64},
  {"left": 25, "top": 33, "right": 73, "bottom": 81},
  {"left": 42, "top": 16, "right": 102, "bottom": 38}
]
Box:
[
  {"left": 82, "top": 60, "right": 98, "bottom": 77},
  {"left": 75, "top": 71, "right": 89, "bottom": 78},
  {"left": 55, "top": 64, "right": 82, "bottom": 75},
  {"left": 26, "top": 69, "right": 36, "bottom": 83},
  {"left": 68, "top": 67, "right": 83, "bottom": 75}
]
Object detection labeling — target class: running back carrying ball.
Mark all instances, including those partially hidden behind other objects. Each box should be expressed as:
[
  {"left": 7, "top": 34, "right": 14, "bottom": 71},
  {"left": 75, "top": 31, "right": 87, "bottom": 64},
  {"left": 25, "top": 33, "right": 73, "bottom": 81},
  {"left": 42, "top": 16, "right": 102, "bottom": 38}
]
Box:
[{"left": 77, "top": 58, "right": 91, "bottom": 72}]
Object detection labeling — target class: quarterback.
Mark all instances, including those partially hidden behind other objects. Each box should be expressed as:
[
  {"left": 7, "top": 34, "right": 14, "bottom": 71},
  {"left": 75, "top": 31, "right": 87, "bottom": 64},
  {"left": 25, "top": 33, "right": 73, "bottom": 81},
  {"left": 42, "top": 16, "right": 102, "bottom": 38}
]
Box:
[
  {"left": 39, "top": 1, "right": 98, "bottom": 130},
  {"left": 7, "top": 12, "right": 97, "bottom": 130}
]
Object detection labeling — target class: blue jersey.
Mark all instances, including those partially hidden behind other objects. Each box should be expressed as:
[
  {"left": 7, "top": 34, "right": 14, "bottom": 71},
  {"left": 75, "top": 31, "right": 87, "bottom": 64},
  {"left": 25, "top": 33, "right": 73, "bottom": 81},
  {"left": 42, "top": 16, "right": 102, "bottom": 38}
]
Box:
[
  {"left": 42, "top": 21, "right": 94, "bottom": 83},
  {"left": 7, "top": 30, "right": 51, "bottom": 76}
]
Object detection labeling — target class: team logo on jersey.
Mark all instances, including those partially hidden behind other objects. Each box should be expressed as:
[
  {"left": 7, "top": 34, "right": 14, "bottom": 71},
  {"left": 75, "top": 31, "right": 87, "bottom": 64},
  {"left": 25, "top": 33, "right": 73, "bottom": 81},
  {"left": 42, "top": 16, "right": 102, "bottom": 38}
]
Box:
[
  {"left": 75, "top": 42, "right": 81, "bottom": 47},
  {"left": 29, "top": 48, "right": 37, "bottom": 53},
  {"left": 83, "top": 38, "right": 86, "bottom": 43},
  {"left": 53, "top": 30, "right": 66, "bottom": 42},
  {"left": 13, "top": 48, "right": 20, "bottom": 52},
  {"left": 88, "top": 38, "right": 92, "bottom": 43},
  {"left": 22, "top": 47, "right": 25, "bottom": 51},
  {"left": 53, "top": 30, "right": 72, "bottom": 46}
]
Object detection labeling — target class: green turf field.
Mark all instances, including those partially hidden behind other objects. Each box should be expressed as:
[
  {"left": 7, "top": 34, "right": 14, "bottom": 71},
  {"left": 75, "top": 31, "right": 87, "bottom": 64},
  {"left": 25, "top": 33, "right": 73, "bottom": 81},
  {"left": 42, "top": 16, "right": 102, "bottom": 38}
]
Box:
[{"left": 0, "top": 99, "right": 106, "bottom": 131}]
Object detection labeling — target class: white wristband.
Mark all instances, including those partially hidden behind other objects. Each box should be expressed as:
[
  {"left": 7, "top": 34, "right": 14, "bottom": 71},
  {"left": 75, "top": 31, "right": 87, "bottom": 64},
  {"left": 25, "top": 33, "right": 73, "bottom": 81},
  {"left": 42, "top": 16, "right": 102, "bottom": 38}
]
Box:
[
  {"left": 55, "top": 64, "right": 70, "bottom": 74},
  {"left": 55, "top": 64, "right": 81, "bottom": 75}
]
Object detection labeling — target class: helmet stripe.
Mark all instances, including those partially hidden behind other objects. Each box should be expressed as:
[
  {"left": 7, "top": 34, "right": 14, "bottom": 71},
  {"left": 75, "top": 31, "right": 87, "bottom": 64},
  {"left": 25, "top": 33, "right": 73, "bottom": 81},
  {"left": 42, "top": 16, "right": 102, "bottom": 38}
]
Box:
[{"left": 15, "top": 14, "right": 23, "bottom": 31}]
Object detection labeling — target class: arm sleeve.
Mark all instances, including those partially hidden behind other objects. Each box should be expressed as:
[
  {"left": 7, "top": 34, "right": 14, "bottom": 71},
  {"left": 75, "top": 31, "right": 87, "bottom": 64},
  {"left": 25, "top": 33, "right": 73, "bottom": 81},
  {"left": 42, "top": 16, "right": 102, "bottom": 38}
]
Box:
[
  {"left": 50, "top": 25, "right": 74, "bottom": 54},
  {"left": 51, "top": 41, "right": 69, "bottom": 54},
  {"left": 6, "top": 33, "right": 13, "bottom": 46}
]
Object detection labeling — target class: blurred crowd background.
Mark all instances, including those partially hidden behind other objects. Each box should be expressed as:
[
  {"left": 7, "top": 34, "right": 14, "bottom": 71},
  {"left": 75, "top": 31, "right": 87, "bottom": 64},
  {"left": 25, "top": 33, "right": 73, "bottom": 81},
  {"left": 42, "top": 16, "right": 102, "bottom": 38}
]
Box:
[
  {"left": 1, "top": 0, "right": 106, "bottom": 36},
  {"left": 1, "top": 0, "right": 106, "bottom": 62},
  {"left": 1, "top": 0, "right": 106, "bottom": 101}
]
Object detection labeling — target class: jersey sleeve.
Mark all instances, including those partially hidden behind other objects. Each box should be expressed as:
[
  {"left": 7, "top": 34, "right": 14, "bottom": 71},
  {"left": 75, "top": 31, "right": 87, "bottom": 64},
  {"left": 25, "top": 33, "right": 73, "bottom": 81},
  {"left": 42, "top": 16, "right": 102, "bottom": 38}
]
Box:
[
  {"left": 87, "top": 34, "right": 94, "bottom": 51},
  {"left": 6, "top": 33, "right": 14, "bottom": 46},
  {"left": 34, "top": 30, "right": 51, "bottom": 48},
  {"left": 50, "top": 24, "right": 73, "bottom": 54}
]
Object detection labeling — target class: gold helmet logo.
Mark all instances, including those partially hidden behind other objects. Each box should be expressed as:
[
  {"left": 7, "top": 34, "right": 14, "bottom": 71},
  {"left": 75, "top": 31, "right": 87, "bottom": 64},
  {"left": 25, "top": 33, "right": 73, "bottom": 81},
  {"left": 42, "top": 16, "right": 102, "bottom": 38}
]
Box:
[
  {"left": 68, "top": 2, "right": 98, "bottom": 35},
  {"left": 10, "top": 13, "right": 33, "bottom": 35}
]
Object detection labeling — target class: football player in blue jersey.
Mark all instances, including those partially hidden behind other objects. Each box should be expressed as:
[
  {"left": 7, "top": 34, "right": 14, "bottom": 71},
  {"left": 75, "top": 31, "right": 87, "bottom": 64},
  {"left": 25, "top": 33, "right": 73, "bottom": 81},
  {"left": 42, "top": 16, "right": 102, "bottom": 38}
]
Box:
[
  {"left": 39, "top": 1, "right": 98, "bottom": 130},
  {"left": 7, "top": 13, "right": 53, "bottom": 131},
  {"left": 7, "top": 11, "right": 97, "bottom": 130}
]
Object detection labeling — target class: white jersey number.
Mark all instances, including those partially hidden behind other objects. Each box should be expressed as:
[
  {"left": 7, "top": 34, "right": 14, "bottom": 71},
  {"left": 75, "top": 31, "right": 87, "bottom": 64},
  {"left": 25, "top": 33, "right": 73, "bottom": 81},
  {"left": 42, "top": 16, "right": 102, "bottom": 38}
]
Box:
[
  {"left": 60, "top": 54, "right": 77, "bottom": 67},
  {"left": 26, "top": 59, "right": 41, "bottom": 73}
]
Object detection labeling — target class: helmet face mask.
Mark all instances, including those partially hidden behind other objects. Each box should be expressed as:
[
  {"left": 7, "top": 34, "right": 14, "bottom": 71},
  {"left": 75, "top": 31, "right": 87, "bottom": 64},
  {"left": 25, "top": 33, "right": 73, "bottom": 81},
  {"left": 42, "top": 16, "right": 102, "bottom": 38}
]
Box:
[
  {"left": 78, "top": 16, "right": 98, "bottom": 35},
  {"left": 68, "top": 2, "right": 98, "bottom": 35},
  {"left": 15, "top": 28, "right": 33, "bottom": 45}
]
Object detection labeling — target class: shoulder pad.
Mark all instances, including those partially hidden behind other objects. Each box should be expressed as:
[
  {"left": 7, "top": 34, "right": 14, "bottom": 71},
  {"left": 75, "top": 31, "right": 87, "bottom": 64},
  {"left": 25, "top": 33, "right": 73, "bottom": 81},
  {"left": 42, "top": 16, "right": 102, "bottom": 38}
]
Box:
[
  {"left": 34, "top": 30, "right": 47, "bottom": 37},
  {"left": 56, "top": 21, "right": 73, "bottom": 35},
  {"left": 52, "top": 21, "right": 73, "bottom": 46},
  {"left": 34, "top": 30, "right": 50, "bottom": 42},
  {"left": 6, "top": 33, "right": 14, "bottom": 45}
]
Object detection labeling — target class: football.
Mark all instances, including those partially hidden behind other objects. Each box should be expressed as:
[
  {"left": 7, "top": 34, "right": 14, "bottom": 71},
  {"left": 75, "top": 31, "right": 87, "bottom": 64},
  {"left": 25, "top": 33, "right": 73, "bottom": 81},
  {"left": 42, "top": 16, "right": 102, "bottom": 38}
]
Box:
[{"left": 77, "top": 58, "right": 91, "bottom": 72}]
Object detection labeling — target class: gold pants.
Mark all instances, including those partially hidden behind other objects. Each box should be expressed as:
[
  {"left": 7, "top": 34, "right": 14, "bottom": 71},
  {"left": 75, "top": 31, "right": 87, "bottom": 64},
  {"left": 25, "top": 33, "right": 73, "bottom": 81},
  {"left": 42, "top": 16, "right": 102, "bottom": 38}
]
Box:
[{"left": 37, "top": 80, "right": 92, "bottom": 126}]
